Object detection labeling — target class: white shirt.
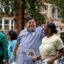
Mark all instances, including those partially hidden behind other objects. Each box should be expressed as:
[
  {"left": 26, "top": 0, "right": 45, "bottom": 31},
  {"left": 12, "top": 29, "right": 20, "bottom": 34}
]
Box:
[{"left": 39, "top": 34, "right": 64, "bottom": 59}]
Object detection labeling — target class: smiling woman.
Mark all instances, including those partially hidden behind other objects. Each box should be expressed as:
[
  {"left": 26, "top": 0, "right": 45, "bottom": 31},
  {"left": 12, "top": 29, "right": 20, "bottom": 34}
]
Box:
[{"left": 39, "top": 23, "right": 64, "bottom": 64}]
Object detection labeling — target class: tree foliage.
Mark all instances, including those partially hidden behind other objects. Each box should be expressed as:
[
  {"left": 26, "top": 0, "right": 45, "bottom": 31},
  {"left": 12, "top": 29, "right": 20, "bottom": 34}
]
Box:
[
  {"left": 25, "top": 0, "right": 45, "bottom": 25},
  {"left": 2, "top": 0, "right": 18, "bottom": 16},
  {"left": 2, "top": 0, "right": 45, "bottom": 25},
  {"left": 48, "top": 0, "right": 64, "bottom": 23}
]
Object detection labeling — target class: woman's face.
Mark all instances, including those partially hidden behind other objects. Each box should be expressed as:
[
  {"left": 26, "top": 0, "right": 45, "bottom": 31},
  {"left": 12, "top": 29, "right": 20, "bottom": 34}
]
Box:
[{"left": 44, "top": 25, "right": 51, "bottom": 36}]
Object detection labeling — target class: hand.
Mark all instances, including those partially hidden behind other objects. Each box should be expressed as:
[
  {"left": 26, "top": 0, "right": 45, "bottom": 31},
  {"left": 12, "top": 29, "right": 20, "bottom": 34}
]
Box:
[
  {"left": 47, "top": 58, "right": 54, "bottom": 64},
  {"left": 3, "top": 60, "right": 7, "bottom": 64},
  {"left": 10, "top": 54, "right": 14, "bottom": 61},
  {"left": 31, "top": 55, "right": 37, "bottom": 62}
]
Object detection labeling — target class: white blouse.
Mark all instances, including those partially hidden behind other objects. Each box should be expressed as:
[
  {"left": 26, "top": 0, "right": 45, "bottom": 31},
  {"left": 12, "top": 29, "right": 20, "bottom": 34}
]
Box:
[{"left": 39, "top": 34, "right": 64, "bottom": 59}]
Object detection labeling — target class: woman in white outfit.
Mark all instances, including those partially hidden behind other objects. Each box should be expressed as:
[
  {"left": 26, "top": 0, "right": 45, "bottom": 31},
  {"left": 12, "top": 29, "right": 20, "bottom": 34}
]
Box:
[{"left": 31, "top": 23, "right": 64, "bottom": 64}]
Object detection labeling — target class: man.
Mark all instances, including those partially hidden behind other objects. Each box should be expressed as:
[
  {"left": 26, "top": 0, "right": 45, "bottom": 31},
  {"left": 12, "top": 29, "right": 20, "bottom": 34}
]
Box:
[
  {"left": 0, "top": 31, "right": 8, "bottom": 64},
  {"left": 11, "top": 17, "right": 44, "bottom": 64}
]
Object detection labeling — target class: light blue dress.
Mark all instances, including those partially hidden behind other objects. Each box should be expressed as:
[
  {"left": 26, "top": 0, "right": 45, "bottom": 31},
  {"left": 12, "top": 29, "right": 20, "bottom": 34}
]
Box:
[
  {"left": 8, "top": 40, "right": 16, "bottom": 64},
  {"left": 16, "top": 27, "right": 44, "bottom": 64}
]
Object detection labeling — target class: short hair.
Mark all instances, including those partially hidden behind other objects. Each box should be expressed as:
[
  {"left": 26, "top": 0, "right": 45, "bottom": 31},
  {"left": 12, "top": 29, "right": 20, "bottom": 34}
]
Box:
[
  {"left": 25, "top": 17, "right": 35, "bottom": 23},
  {"left": 8, "top": 30, "right": 17, "bottom": 40},
  {"left": 47, "top": 23, "right": 57, "bottom": 33}
]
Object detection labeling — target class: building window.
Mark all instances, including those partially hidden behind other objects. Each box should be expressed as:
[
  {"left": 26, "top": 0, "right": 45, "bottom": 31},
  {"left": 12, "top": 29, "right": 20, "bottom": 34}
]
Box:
[
  {"left": 52, "top": 7, "right": 55, "bottom": 18},
  {"left": 0, "top": 25, "right": 2, "bottom": 29},
  {"left": 4, "top": 20, "right": 9, "bottom": 30},
  {"left": 0, "top": 18, "right": 16, "bottom": 32},
  {"left": 11, "top": 20, "right": 13, "bottom": 29},
  {"left": 51, "top": 7, "right": 58, "bottom": 19},
  {"left": 5, "top": 20, "right": 9, "bottom": 24}
]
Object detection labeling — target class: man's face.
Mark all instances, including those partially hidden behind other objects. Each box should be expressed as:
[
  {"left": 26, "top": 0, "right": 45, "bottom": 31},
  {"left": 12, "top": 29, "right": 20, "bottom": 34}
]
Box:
[{"left": 27, "top": 19, "right": 36, "bottom": 31}]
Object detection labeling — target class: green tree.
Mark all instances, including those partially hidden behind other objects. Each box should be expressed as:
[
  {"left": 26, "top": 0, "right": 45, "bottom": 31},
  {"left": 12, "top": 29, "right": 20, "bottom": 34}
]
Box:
[
  {"left": 25, "top": 0, "right": 45, "bottom": 25},
  {"left": 2, "top": 0, "right": 18, "bottom": 16},
  {"left": 2, "top": 0, "right": 46, "bottom": 27},
  {"left": 48, "top": 0, "right": 64, "bottom": 23}
]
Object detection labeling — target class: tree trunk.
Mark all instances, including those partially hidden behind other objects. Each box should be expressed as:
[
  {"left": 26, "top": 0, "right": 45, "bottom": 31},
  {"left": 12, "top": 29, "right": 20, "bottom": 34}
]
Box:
[{"left": 16, "top": 0, "right": 22, "bottom": 34}]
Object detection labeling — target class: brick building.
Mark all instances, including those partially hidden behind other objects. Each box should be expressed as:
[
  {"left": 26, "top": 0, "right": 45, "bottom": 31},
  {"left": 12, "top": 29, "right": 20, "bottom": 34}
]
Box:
[{"left": 0, "top": 0, "right": 22, "bottom": 34}]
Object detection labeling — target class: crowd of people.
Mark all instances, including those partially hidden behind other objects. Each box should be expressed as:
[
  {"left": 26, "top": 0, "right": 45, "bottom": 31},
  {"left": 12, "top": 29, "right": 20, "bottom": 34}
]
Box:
[{"left": 0, "top": 17, "right": 64, "bottom": 64}]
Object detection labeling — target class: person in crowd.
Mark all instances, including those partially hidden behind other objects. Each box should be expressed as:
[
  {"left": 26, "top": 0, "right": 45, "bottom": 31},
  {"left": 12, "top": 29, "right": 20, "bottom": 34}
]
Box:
[
  {"left": 11, "top": 17, "right": 44, "bottom": 64},
  {"left": 59, "top": 47, "right": 64, "bottom": 64},
  {"left": 7, "top": 30, "right": 17, "bottom": 64},
  {"left": 59, "top": 35, "right": 64, "bottom": 64},
  {"left": 60, "top": 55, "right": 64, "bottom": 64},
  {"left": 31, "top": 23, "right": 64, "bottom": 64},
  {"left": 0, "top": 31, "right": 8, "bottom": 64}
]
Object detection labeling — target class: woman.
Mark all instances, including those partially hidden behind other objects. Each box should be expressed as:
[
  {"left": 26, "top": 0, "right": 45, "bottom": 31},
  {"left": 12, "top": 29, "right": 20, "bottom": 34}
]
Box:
[
  {"left": 59, "top": 48, "right": 64, "bottom": 64},
  {"left": 7, "top": 30, "right": 17, "bottom": 64},
  {"left": 0, "top": 31, "right": 8, "bottom": 64},
  {"left": 32, "top": 23, "right": 64, "bottom": 64}
]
